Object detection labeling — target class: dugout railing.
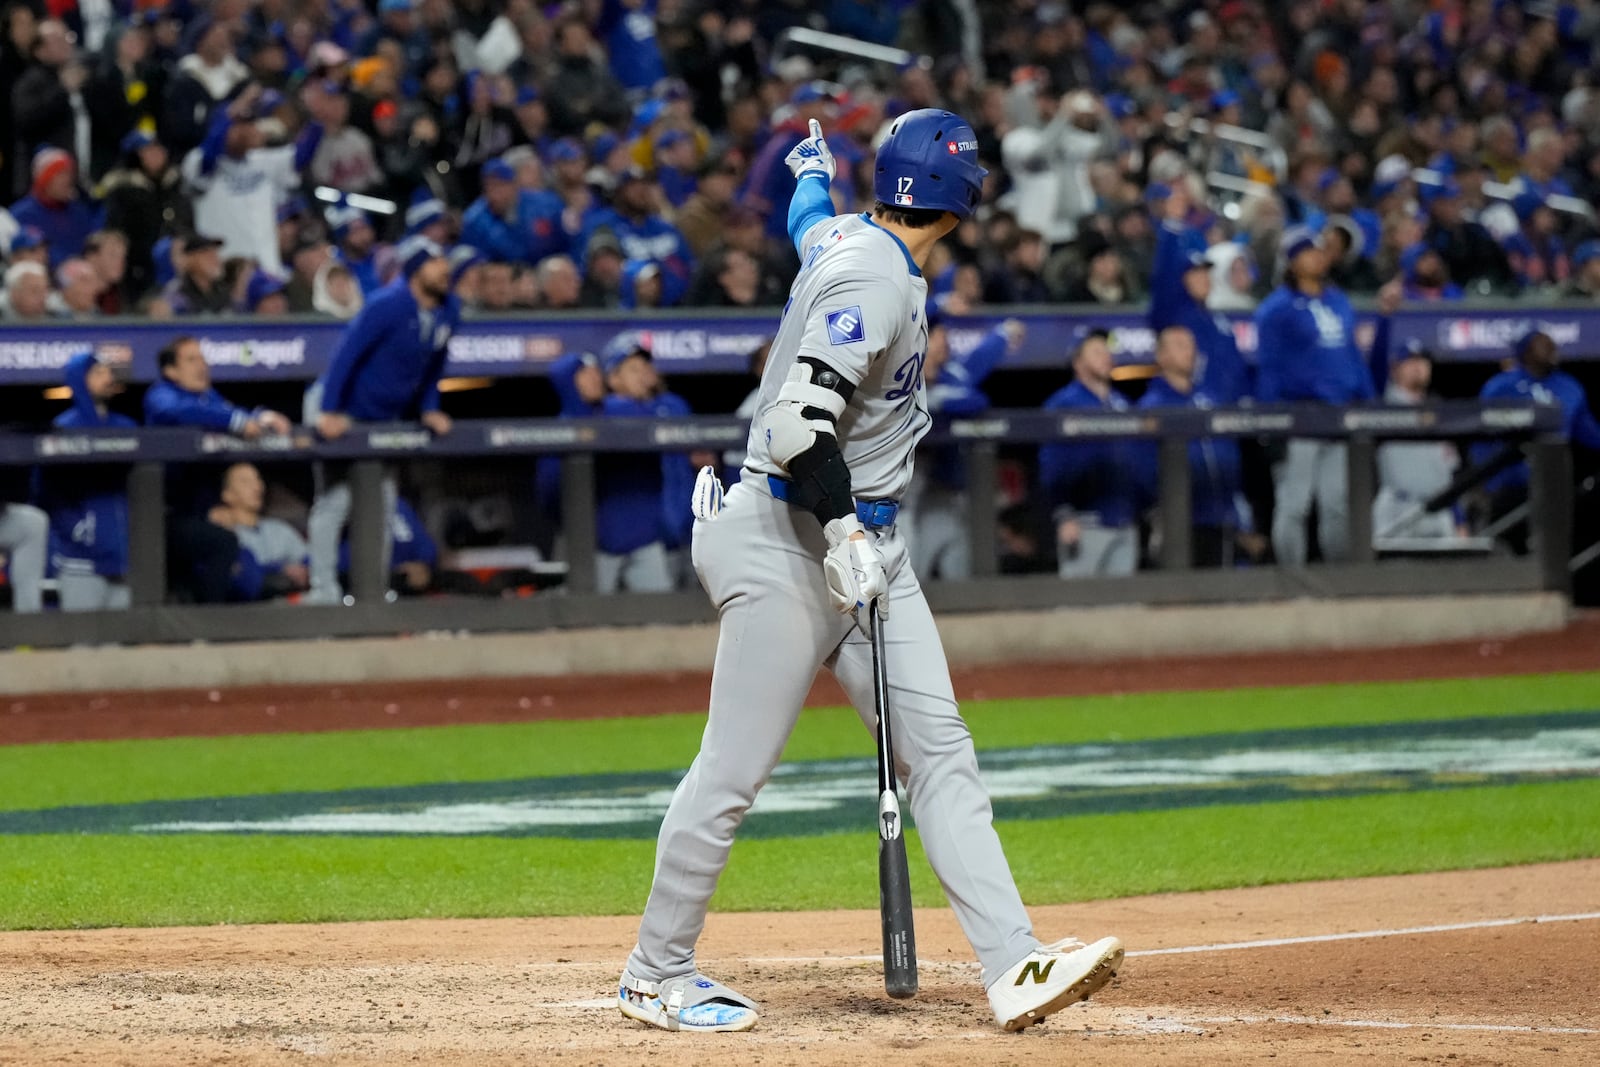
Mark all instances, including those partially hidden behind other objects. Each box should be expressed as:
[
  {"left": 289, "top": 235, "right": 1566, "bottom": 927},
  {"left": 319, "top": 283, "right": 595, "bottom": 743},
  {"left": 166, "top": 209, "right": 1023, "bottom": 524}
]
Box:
[{"left": 0, "top": 401, "right": 1571, "bottom": 650}]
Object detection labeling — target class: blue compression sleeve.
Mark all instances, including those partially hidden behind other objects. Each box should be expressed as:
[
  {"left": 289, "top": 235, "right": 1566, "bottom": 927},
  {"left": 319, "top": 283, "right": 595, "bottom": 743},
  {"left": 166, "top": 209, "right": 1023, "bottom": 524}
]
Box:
[{"left": 787, "top": 173, "right": 834, "bottom": 255}]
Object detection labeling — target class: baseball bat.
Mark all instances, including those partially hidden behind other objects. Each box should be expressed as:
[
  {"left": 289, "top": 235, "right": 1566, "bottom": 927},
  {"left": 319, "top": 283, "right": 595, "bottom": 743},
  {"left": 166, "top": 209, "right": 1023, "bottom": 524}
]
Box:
[{"left": 869, "top": 597, "right": 918, "bottom": 999}]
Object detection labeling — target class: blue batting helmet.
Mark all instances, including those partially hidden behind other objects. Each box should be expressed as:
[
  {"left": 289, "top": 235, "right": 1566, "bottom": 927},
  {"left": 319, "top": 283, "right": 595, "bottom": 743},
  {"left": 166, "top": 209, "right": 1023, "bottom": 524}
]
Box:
[{"left": 873, "top": 109, "right": 987, "bottom": 219}]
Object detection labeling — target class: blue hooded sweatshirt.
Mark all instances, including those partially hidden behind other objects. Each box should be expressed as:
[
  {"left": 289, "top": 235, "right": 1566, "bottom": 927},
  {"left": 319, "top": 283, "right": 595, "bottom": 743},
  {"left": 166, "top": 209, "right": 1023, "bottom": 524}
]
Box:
[
  {"left": 1149, "top": 223, "right": 1252, "bottom": 403},
  {"left": 595, "top": 392, "right": 668, "bottom": 556},
  {"left": 1038, "top": 380, "right": 1144, "bottom": 527},
  {"left": 1475, "top": 365, "right": 1600, "bottom": 491},
  {"left": 1135, "top": 376, "right": 1249, "bottom": 530},
  {"left": 1253, "top": 282, "right": 1375, "bottom": 404},
  {"left": 41, "top": 353, "right": 135, "bottom": 578},
  {"left": 320, "top": 279, "right": 455, "bottom": 422}
]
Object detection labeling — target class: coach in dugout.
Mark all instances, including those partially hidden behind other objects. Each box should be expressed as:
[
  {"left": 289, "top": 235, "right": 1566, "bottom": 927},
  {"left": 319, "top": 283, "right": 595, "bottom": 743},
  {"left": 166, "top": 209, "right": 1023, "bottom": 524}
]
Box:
[
  {"left": 39, "top": 352, "right": 134, "bottom": 611},
  {"left": 1475, "top": 330, "right": 1600, "bottom": 555},
  {"left": 302, "top": 235, "right": 455, "bottom": 605},
  {"left": 144, "top": 335, "right": 293, "bottom": 603},
  {"left": 1040, "top": 329, "right": 1144, "bottom": 579},
  {"left": 1255, "top": 226, "right": 1395, "bottom": 566}
]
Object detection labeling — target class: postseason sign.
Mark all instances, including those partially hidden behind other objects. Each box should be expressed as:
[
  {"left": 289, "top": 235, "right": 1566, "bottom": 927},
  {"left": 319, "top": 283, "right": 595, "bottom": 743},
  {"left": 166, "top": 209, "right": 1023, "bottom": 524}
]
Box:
[{"left": 0, "top": 306, "right": 1593, "bottom": 385}]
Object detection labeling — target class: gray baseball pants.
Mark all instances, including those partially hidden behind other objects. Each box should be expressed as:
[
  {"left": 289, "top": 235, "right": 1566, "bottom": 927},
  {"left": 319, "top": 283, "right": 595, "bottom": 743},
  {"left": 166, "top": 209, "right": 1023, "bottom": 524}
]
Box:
[
  {"left": 597, "top": 542, "right": 674, "bottom": 594},
  {"left": 0, "top": 504, "right": 47, "bottom": 613},
  {"left": 1272, "top": 439, "right": 1350, "bottom": 565},
  {"left": 626, "top": 477, "right": 1040, "bottom": 989}
]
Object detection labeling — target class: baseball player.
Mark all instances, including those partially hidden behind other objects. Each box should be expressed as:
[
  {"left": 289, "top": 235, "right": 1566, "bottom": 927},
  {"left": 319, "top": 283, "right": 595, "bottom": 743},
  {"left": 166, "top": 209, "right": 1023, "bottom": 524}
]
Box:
[
  {"left": 302, "top": 236, "right": 456, "bottom": 604},
  {"left": 1254, "top": 226, "right": 1375, "bottom": 565},
  {"left": 618, "top": 111, "right": 1123, "bottom": 1034}
]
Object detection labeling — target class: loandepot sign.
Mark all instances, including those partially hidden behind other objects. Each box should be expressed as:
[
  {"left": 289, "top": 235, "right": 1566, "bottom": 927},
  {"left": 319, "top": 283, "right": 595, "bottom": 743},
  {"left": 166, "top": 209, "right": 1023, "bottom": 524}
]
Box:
[{"left": 7, "top": 712, "right": 1600, "bottom": 840}]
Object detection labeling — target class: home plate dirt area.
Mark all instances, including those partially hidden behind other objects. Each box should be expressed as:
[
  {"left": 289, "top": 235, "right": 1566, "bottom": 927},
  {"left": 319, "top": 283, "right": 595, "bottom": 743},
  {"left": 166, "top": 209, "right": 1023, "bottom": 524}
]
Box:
[{"left": 4, "top": 860, "right": 1596, "bottom": 1066}]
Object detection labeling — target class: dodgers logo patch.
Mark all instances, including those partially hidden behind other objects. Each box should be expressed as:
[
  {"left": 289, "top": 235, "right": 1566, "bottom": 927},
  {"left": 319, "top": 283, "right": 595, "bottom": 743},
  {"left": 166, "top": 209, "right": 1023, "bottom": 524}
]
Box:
[{"left": 825, "top": 306, "right": 865, "bottom": 345}]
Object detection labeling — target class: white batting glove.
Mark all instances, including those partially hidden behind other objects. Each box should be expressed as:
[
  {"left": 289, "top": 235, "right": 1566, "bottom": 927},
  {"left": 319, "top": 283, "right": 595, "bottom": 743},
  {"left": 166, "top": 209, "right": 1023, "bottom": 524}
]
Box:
[
  {"left": 691, "top": 465, "right": 724, "bottom": 521},
  {"left": 785, "top": 119, "right": 836, "bottom": 182},
  {"left": 822, "top": 515, "right": 888, "bottom": 619}
]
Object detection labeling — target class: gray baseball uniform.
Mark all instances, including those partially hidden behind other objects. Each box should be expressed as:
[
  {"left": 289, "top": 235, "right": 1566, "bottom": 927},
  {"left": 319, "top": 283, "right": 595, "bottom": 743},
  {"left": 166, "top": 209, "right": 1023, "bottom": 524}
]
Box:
[{"left": 627, "top": 213, "right": 1043, "bottom": 989}]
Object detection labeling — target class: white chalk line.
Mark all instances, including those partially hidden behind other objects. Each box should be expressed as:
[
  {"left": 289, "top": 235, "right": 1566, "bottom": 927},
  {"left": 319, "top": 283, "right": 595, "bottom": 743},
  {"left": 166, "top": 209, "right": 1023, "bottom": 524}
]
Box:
[
  {"left": 1147, "top": 1013, "right": 1600, "bottom": 1037},
  {"left": 725, "top": 909, "right": 1600, "bottom": 967},
  {"left": 1126, "top": 909, "right": 1600, "bottom": 957}
]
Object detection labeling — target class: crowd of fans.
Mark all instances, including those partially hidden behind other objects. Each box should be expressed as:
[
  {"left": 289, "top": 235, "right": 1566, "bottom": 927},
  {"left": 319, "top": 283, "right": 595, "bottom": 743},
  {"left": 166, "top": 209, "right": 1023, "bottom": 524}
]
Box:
[
  {"left": 3, "top": 0, "right": 1600, "bottom": 325},
  {"left": 4, "top": 0, "right": 1600, "bottom": 612}
]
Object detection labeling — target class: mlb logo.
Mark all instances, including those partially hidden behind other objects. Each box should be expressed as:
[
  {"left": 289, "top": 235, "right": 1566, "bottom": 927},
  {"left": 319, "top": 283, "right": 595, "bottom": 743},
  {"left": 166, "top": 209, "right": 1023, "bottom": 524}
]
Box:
[
  {"left": 826, "top": 306, "right": 866, "bottom": 345},
  {"left": 946, "top": 141, "right": 959, "bottom": 154},
  {"left": 894, "top": 192, "right": 914, "bottom": 205}
]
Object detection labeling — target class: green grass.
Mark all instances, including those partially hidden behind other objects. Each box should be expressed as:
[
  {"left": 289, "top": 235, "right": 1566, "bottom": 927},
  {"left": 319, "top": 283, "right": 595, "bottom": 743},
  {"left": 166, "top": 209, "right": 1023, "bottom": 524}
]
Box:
[
  {"left": 1, "top": 671, "right": 1597, "bottom": 930},
  {"left": 3, "top": 778, "right": 1597, "bottom": 929},
  {"left": 2, "top": 672, "right": 1596, "bottom": 812}
]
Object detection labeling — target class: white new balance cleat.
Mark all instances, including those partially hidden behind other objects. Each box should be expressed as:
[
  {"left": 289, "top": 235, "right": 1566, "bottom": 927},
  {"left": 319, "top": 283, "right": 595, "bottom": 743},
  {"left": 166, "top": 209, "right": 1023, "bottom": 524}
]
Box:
[
  {"left": 618, "top": 969, "right": 759, "bottom": 1033},
  {"left": 986, "top": 935, "right": 1124, "bottom": 1032}
]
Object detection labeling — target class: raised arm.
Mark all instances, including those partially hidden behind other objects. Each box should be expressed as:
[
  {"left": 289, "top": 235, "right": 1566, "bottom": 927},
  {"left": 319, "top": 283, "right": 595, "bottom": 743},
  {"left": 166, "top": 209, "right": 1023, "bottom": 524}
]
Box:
[{"left": 785, "top": 120, "right": 838, "bottom": 255}]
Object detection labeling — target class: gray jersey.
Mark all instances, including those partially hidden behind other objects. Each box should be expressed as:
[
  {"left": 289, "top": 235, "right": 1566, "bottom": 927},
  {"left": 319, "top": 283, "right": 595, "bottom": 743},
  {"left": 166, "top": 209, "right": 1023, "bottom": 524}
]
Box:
[
  {"left": 743, "top": 213, "right": 931, "bottom": 502},
  {"left": 235, "top": 517, "right": 309, "bottom": 570}
]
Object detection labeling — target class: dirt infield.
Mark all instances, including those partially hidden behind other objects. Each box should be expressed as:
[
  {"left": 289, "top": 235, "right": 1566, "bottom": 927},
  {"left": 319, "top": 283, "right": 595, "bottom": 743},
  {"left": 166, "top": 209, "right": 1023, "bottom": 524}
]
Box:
[
  {"left": 3, "top": 861, "right": 1596, "bottom": 1066},
  {"left": 5, "top": 616, "right": 1597, "bottom": 1063},
  {"left": 5, "top": 613, "right": 1597, "bottom": 745}
]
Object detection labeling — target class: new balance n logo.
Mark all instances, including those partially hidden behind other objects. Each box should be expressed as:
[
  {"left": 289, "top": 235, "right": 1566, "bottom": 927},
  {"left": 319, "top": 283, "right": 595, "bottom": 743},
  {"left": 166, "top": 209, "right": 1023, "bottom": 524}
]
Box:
[{"left": 1014, "top": 959, "right": 1055, "bottom": 986}]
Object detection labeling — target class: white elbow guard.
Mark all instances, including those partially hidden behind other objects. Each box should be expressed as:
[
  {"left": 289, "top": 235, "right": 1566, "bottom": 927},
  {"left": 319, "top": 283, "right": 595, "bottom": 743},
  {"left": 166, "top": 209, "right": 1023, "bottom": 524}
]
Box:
[{"left": 762, "top": 362, "right": 849, "bottom": 465}]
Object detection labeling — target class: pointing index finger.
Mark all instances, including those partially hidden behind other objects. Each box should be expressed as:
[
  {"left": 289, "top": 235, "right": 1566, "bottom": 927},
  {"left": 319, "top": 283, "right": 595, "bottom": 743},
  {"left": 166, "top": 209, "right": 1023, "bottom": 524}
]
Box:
[{"left": 809, "top": 118, "right": 824, "bottom": 141}]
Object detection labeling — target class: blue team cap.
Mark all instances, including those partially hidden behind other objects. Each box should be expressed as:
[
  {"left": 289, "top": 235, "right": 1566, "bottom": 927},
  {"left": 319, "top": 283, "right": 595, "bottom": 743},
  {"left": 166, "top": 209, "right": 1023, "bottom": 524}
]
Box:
[
  {"left": 1316, "top": 168, "right": 1343, "bottom": 195},
  {"left": 601, "top": 330, "right": 653, "bottom": 372},
  {"left": 448, "top": 244, "right": 487, "bottom": 284},
  {"left": 1512, "top": 191, "right": 1546, "bottom": 220},
  {"left": 633, "top": 98, "right": 665, "bottom": 129},
  {"left": 1209, "top": 89, "right": 1241, "bottom": 112},
  {"left": 791, "top": 80, "right": 833, "bottom": 105},
  {"left": 325, "top": 203, "right": 368, "bottom": 239},
  {"left": 1418, "top": 178, "right": 1461, "bottom": 205},
  {"left": 120, "top": 129, "right": 157, "bottom": 154},
  {"left": 515, "top": 84, "right": 540, "bottom": 107},
  {"left": 655, "top": 128, "right": 690, "bottom": 152},
  {"left": 9, "top": 227, "right": 45, "bottom": 254},
  {"left": 1573, "top": 239, "right": 1600, "bottom": 268},
  {"left": 396, "top": 234, "right": 447, "bottom": 278},
  {"left": 276, "top": 196, "right": 309, "bottom": 224},
  {"left": 1144, "top": 182, "right": 1172, "bottom": 204},
  {"left": 1104, "top": 93, "right": 1136, "bottom": 118},
  {"left": 245, "top": 270, "right": 288, "bottom": 309},
  {"left": 405, "top": 195, "right": 447, "bottom": 232},
  {"left": 482, "top": 157, "right": 517, "bottom": 183},
  {"left": 547, "top": 138, "right": 585, "bottom": 163},
  {"left": 1279, "top": 225, "right": 1319, "bottom": 262},
  {"left": 591, "top": 131, "right": 622, "bottom": 161},
  {"left": 257, "top": 89, "right": 286, "bottom": 115},
  {"left": 379, "top": 0, "right": 414, "bottom": 13}
]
